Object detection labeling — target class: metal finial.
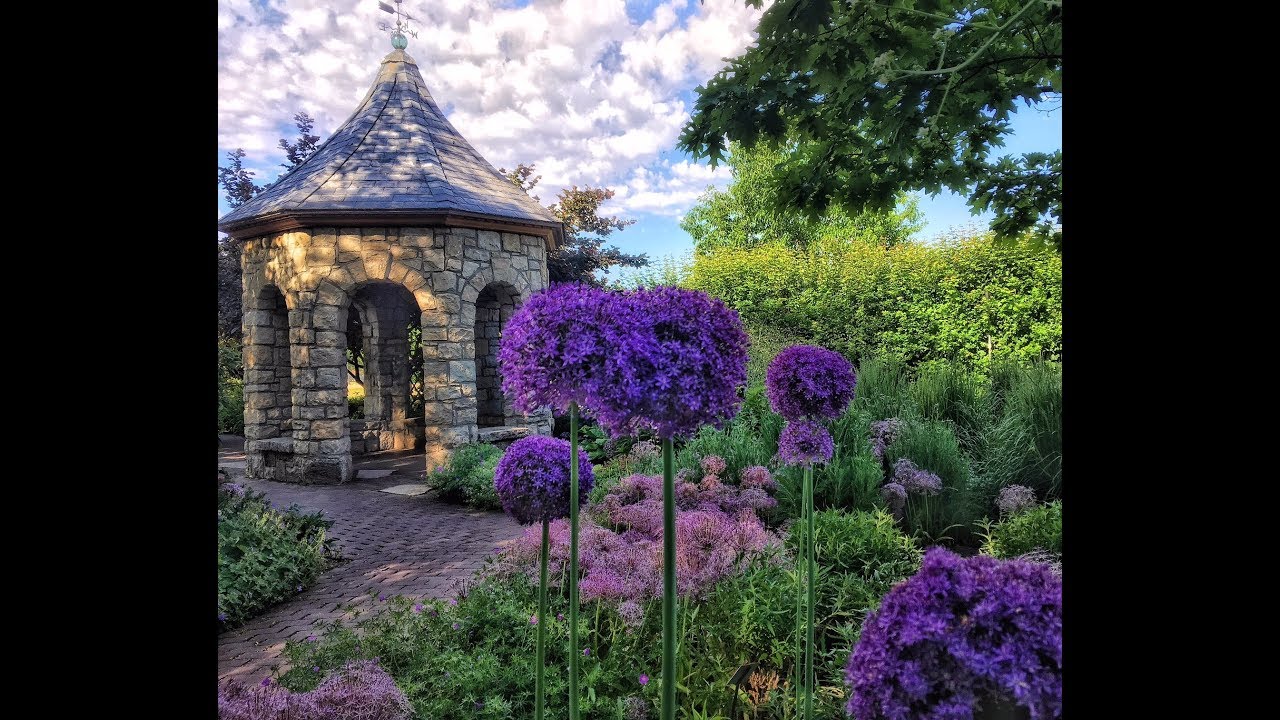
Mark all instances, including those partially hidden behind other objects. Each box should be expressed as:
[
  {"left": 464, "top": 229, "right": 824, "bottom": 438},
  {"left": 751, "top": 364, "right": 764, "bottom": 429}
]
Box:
[{"left": 378, "top": 1, "right": 418, "bottom": 50}]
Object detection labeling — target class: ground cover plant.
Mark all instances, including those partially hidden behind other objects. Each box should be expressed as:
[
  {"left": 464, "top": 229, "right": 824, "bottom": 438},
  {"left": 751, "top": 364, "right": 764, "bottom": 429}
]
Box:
[{"left": 218, "top": 482, "right": 340, "bottom": 629}]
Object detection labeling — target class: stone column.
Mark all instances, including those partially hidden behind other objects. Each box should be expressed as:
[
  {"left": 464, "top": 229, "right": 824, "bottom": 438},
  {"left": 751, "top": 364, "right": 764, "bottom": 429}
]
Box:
[{"left": 243, "top": 285, "right": 296, "bottom": 479}]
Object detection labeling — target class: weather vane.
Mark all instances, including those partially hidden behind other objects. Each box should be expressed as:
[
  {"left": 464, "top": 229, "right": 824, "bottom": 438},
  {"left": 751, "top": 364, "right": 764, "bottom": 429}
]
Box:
[{"left": 378, "top": 1, "right": 418, "bottom": 50}]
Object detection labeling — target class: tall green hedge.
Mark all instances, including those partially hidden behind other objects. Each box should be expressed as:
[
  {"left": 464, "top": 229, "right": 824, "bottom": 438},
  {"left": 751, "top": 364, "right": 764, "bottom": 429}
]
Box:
[{"left": 688, "top": 233, "right": 1061, "bottom": 369}]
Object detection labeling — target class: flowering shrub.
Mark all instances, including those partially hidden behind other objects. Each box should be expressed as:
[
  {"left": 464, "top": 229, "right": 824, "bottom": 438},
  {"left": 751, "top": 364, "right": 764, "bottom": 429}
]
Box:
[
  {"left": 218, "top": 660, "right": 410, "bottom": 720},
  {"left": 218, "top": 483, "right": 337, "bottom": 628},
  {"left": 765, "top": 344, "right": 857, "bottom": 421},
  {"left": 776, "top": 420, "right": 834, "bottom": 466},
  {"left": 494, "top": 466, "right": 781, "bottom": 609},
  {"left": 981, "top": 501, "right": 1062, "bottom": 560},
  {"left": 493, "top": 436, "right": 594, "bottom": 525},
  {"left": 593, "top": 287, "right": 750, "bottom": 439},
  {"left": 845, "top": 548, "right": 1062, "bottom": 720}
]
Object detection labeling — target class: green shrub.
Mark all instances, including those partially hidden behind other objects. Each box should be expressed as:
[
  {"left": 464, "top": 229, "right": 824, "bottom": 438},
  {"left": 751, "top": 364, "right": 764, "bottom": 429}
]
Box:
[
  {"left": 430, "top": 443, "right": 503, "bottom": 510},
  {"left": 688, "top": 233, "right": 1061, "bottom": 369},
  {"left": 981, "top": 361, "right": 1062, "bottom": 498},
  {"left": 851, "top": 355, "right": 916, "bottom": 422},
  {"left": 218, "top": 484, "right": 337, "bottom": 628},
  {"left": 348, "top": 385, "right": 366, "bottom": 420},
  {"left": 980, "top": 501, "right": 1062, "bottom": 559},
  {"left": 910, "top": 361, "right": 991, "bottom": 455},
  {"left": 218, "top": 378, "right": 245, "bottom": 434}
]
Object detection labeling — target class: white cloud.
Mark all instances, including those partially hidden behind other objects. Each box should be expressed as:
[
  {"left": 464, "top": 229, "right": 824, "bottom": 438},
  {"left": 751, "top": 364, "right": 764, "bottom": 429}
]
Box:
[{"left": 218, "top": 0, "right": 766, "bottom": 218}]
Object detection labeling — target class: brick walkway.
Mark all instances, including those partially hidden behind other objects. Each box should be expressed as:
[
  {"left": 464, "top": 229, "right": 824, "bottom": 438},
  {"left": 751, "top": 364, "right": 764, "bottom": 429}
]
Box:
[{"left": 217, "top": 436, "right": 524, "bottom": 686}]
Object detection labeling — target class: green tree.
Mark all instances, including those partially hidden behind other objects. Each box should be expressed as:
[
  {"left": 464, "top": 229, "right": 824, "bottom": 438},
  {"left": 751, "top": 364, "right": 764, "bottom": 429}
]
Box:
[
  {"left": 678, "top": 0, "right": 1062, "bottom": 247},
  {"left": 501, "top": 163, "right": 648, "bottom": 284},
  {"left": 681, "top": 140, "right": 923, "bottom": 255}
]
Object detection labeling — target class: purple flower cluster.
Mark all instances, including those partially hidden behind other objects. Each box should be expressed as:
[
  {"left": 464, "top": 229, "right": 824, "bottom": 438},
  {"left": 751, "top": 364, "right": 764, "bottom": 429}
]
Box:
[
  {"left": 776, "top": 419, "right": 834, "bottom": 466},
  {"left": 595, "top": 287, "right": 750, "bottom": 439},
  {"left": 217, "top": 660, "right": 411, "bottom": 720},
  {"left": 892, "top": 458, "right": 942, "bottom": 495},
  {"left": 623, "top": 696, "right": 652, "bottom": 720},
  {"left": 221, "top": 482, "right": 246, "bottom": 498},
  {"left": 700, "top": 454, "right": 727, "bottom": 477},
  {"left": 765, "top": 345, "right": 857, "bottom": 421},
  {"left": 501, "top": 284, "right": 749, "bottom": 440},
  {"left": 845, "top": 548, "right": 1062, "bottom": 720},
  {"left": 869, "top": 417, "right": 903, "bottom": 462},
  {"left": 739, "top": 465, "right": 776, "bottom": 491},
  {"left": 493, "top": 465, "right": 780, "bottom": 610},
  {"left": 997, "top": 485, "right": 1038, "bottom": 517},
  {"left": 493, "top": 435, "right": 595, "bottom": 525},
  {"left": 499, "top": 282, "right": 619, "bottom": 415},
  {"left": 880, "top": 482, "right": 907, "bottom": 515},
  {"left": 628, "top": 440, "right": 660, "bottom": 462}
]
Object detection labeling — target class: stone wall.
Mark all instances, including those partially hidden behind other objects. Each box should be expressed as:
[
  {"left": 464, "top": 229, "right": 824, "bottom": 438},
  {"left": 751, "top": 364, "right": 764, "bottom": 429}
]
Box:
[
  {"left": 475, "top": 282, "right": 519, "bottom": 427},
  {"left": 241, "top": 225, "right": 553, "bottom": 483}
]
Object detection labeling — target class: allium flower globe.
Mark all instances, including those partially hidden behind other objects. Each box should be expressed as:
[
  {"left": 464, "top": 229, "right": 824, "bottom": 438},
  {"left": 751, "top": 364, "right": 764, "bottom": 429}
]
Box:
[
  {"left": 765, "top": 345, "right": 857, "bottom": 421},
  {"left": 892, "top": 458, "right": 943, "bottom": 495},
  {"left": 776, "top": 420, "right": 834, "bottom": 466},
  {"left": 593, "top": 287, "right": 749, "bottom": 439},
  {"left": 997, "top": 484, "right": 1038, "bottom": 517},
  {"left": 499, "top": 283, "right": 618, "bottom": 415},
  {"left": 880, "top": 482, "right": 907, "bottom": 514},
  {"left": 493, "top": 435, "right": 595, "bottom": 525},
  {"left": 845, "top": 548, "right": 1062, "bottom": 720}
]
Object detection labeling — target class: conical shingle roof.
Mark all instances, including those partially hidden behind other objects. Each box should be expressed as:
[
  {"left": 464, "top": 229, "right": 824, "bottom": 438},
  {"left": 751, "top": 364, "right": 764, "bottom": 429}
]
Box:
[{"left": 218, "top": 49, "right": 562, "bottom": 246}]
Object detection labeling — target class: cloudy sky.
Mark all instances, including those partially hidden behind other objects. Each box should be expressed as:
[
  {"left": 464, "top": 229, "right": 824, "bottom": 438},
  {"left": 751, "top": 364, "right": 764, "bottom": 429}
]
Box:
[{"left": 218, "top": 0, "right": 1062, "bottom": 274}]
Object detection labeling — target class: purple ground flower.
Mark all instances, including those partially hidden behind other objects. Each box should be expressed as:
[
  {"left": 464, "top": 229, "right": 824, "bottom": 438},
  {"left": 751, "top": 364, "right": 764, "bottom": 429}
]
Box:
[
  {"left": 498, "top": 282, "right": 617, "bottom": 415},
  {"left": 880, "top": 482, "right": 907, "bottom": 515},
  {"left": 493, "top": 435, "right": 595, "bottom": 525},
  {"left": 846, "top": 548, "right": 1062, "bottom": 720},
  {"left": 700, "top": 455, "right": 727, "bottom": 477},
  {"left": 739, "top": 465, "right": 775, "bottom": 490},
  {"left": 591, "top": 287, "right": 749, "bottom": 439},
  {"left": 765, "top": 345, "right": 857, "bottom": 421},
  {"left": 219, "top": 612, "right": 227, "bottom": 623},
  {"left": 997, "top": 484, "right": 1038, "bottom": 516},
  {"left": 412, "top": 603, "right": 423, "bottom": 614},
  {"left": 639, "top": 674, "right": 649, "bottom": 686},
  {"left": 776, "top": 420, "right": 834, "bottom": 466},
  {"left": 222, "top": 482, "right": 246, "bottom": 498},
  {"left": 892, "top": 458, "right": 943, "bottom": 495}
]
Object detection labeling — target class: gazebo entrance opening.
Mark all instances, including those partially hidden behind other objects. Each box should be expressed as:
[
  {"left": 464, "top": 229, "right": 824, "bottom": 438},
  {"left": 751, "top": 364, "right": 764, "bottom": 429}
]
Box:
[{"left": 345, "top": 282, "right": 425, "bottom": 454}]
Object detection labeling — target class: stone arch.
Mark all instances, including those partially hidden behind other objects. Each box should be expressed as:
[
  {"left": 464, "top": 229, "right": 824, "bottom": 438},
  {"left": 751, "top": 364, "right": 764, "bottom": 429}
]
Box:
[
  {"left": 472, "top": 280, "right": 521, "bottom": 428},
  {"left": 341, "top": 280, "right": 425, "bottom": 454}
]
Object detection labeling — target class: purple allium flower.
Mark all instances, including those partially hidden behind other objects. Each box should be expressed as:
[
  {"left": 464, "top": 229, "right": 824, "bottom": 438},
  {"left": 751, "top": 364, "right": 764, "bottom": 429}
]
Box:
[
  {"left": 618, "top": 600, "right": 645, "bottom": 628},
  {"left": 776, "top": 420, "right": 834, "bottom": 466},
  {"left": 623, "top": 696, "right": 651, "bottom": 720},
  {"left": 307, "top": 635, "right": 317, "bottom": 643},
  {"left": 583, "top": 648, "right": 591, "bottom": 656},
  {"left": 378, "top": 594, "right": 386, "bottom": 602},
  {"left": 529, "top": 614, "right": 538, "bottom": 625},
  {"left": 449, "top": 598, "right": 457, "bottom": 606},
  {"left": 846, "top": 548, "right": 1061, "bottom": 720},
  {"left": 499, "top": 282, "right": 618, "bottom": 415},
  {"left": 452, "top": 623, "right": 459, "bottom": 630},
  {"left": 219, "top": 661, "right": 411, "bottom": 719},
  {"left": 997, "top": 485, "right": 1038, "bottom": 517},
  {"left": 591, "top": 287, "right": 749, "bottom": 440},
  {"left": 493, "top": 435, "right": 595, "bottom": 525},
  {"left": 892, "top": 458, "right": 943, "bottom": 495},
  {"left": 312, "top": 666, "right": 320, "bottom": 673},
  {"left": 880, "top": 482, "right": 907, "bottom": 514},
  {"left": 869, "top": 417, "right": 903, "bottom": 461},
  {"left": 557, "top": 613, "right": 565, "bottom": 622},
  {"left": 412, "top": 603, "right": 424, "bottom": 614},
  {"left": 765, "top": 345, "right": 857, "bottom": 421},
  {"left": 639, "top": 673, "right": 649, "bottom": 686},
  {"left": 261, "top": 677, "right": 272, "bottom": 687},
  {"left": 700, "top": 455, "right": 727, "bottom": 477},
  {"left": 739, "top": 465, "right": 775, "bottom": 490}
]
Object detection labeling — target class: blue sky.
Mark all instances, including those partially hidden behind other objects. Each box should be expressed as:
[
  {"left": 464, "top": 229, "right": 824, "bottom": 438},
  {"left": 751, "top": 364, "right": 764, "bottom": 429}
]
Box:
[{"left": 219, "top": 0, "right": 1062, "bottom": 273}]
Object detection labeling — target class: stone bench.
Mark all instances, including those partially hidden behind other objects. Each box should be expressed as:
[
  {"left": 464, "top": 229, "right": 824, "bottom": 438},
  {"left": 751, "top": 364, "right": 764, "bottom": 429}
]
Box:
[{"left": 476, "top": 426, "right": 532, "bottom": 449}]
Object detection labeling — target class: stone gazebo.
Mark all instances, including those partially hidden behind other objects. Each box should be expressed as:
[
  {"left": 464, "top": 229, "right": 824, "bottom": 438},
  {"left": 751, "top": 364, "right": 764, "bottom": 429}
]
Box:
[{"left": 218, "top": 47, "right": 561, "bottom": 483}]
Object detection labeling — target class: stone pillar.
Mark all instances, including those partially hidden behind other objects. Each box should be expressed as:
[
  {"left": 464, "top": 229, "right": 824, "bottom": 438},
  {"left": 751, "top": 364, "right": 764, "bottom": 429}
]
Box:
[{"left": 243, "top": 285, "right": 296, "bottom": 479}]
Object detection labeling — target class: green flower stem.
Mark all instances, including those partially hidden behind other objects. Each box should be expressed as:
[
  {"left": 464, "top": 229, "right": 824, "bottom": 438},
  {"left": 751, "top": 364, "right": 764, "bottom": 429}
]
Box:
[
  {"left": 804, "top": 463, "right": 816, "bottom": 719},
  {"left": 569, "top": 401, "right": 581, "bottom": 720},
  {"left": 536, "top": 517, "right": 549, "bottom": 720},
  {"left": 794, "top": 485, "right": 804, "bottom": 713},
  {"left": 661, "top": 437, "right": 676, "bottom": 720}
]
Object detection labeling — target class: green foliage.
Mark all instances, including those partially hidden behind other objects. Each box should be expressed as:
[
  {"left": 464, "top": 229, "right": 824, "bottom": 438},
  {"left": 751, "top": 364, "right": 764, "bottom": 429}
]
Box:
[
  {"left": 850, "top": 355, "right": 914, "bottom": 421},
  {"left": 679, "top": 0, "right": 1062, "bottom": 245},
  {"left": 347, "top": 384, "right": 365, "bottom": 420},
  {"left": 218, "top": 484, "right": 337, "bottom": 627},
  {"left": 688, "top": 232, "right": 1061, "bottom": 368},
  {"left": 675, "top": 421, "right": 777, "bottom": 485},
  {"left": 430, "top": 443, "right": 504, "bottom": 510},
  {"left": 218, "top": 339, "right": 245, "bottom": 434},
  {"left": 980, "top": 501, "right": 1062, "bottom": 559},
  {"left": 970, "top": 361, "right": 1063, "bottom": 514},
  {"left": 911, "top": 361, "right": 992, "bottom": 456},
  {"left": 682, "top": 141, "right": 923, "bottom": 256}
]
